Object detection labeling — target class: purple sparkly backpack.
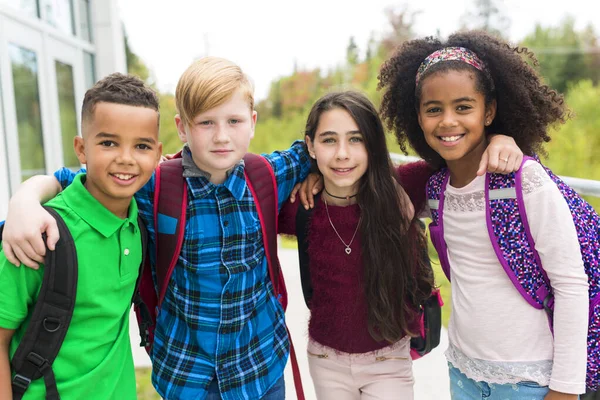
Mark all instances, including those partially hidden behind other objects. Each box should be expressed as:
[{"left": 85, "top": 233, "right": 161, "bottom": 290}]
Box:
[{"left": 426, "top": 156, "right": 600, "bottom": 391}]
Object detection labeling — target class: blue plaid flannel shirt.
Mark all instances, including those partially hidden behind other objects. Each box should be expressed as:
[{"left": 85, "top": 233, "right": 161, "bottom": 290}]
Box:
[{"left": 55, "top": 141, "right": 310, "bottom": 400}]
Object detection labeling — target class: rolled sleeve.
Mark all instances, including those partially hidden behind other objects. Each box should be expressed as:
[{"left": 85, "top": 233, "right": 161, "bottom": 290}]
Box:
[{"left": 263, "top": 140, "right": 311, "bottom": 210}]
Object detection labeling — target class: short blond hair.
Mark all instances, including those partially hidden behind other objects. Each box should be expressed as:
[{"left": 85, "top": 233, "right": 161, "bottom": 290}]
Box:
[{"left": 175, "top": 57, "right": 254, "bottom": 126}]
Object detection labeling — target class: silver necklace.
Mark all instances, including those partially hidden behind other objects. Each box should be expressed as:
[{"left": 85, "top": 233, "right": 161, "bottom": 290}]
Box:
[{"left": 324, "top": 198, "right": 361, "bottom": 255}]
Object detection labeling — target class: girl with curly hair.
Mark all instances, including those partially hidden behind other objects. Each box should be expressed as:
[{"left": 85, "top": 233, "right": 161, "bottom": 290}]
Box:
[{"left": 378, "top": 30, "right": 588, "bottom": 400}]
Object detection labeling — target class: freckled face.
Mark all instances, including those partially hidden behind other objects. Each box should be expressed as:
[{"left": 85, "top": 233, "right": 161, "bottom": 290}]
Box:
[{"left": 175, "top": 89, "right": 256, "bottom": 184}]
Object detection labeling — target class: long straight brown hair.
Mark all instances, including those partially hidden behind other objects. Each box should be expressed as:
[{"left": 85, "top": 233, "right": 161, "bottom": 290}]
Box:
[{"left": 305, "top": 91, "right": 434, "bottom": 342}]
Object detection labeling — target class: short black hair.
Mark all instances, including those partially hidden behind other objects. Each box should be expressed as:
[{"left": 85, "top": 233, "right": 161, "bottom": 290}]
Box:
[{"left": 81, "top": 72, "right": 159, "bottom": 124}]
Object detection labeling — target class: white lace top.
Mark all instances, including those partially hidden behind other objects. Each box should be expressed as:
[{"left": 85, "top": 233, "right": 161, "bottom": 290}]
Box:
[{"left": 439, "top": 160, "right": 588, "bottom": 394}]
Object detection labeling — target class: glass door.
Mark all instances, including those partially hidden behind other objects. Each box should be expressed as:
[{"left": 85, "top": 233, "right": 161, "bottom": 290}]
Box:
[
  {"left": 0, "top": 68, "right": 9, "bottom": 219},
  {"left": 46, "top": 37, "right": 84, "bottom": 171},
  {"left": 0, "top": 16, "right": 84, "bottom": 198},
  {"left": 0, "top": 18, "right": 49, "bottom": 191}
]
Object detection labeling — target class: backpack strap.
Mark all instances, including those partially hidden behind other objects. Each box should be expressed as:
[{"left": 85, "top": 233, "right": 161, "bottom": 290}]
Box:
[
  {"left": 243, "top": 154, "right": 285, "bottom": 308},
  {"left": 9, "top": 207, "right": 77, "bottom": 400},
  {"left": 425, "top": 169, "right": 452, "bottom": 281},
  {"left": 154, "top": 158, "right": 188, "bottom": 306},
  {"left": 242, "top": 153, "right": 305, "bottom": 400},
  {"left": 295, "top": 194, "right": 320, "bottom": 309},
  {"left": 132, "top": 217, "right": 152, "bottom": 347},
  {"left": 486, "top": 157, "right": 553, "bottom": 314},
  {"left": 134, "top": 156, "right": 187, "bottom": 352}
]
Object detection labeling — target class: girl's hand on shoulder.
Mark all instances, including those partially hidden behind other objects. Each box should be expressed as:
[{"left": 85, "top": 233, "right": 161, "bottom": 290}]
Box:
[
  {"left": 289, "top": 173, "right": 323, "bottom": 210},
  {"left": 543, "top": 389, "right": 579, "bottom": 400},
  {"left": 477, "top": 134, "right": 523, "bottom": 176}
]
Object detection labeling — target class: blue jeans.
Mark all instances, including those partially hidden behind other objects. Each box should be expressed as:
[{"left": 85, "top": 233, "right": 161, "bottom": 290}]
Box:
[
  {"left": 449, "top": 362, "right": 550, "bottom": 399},
  {"left": 205, "top": 375, "right": 285, "bottom": 400}
]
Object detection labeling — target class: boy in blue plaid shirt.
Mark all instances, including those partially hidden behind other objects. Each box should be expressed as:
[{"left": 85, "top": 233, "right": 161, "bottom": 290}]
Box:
[{"left": 2, "top": 57, "right": 311, "bottom": 399}]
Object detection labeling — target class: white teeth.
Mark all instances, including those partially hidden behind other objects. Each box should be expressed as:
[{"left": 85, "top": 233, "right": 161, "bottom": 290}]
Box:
[
  {"left": 334, "top": 168, "right": 352, "bottom": 172},
  {"left": 113, "top": 174, "right": 134, "bottom": 180},
  {"left": 440, "top": 135, "right": 462, "bottom": 142}
]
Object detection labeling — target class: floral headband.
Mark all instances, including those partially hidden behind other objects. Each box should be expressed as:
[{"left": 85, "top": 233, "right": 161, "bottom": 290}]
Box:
[{"left": 415, "top": 47, "right": 486, "bottom": 85}]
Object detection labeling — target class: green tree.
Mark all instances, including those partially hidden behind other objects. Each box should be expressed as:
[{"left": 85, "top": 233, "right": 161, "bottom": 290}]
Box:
[
  {"left": 543, "top": 80, "right": 600, "bottom": 210},
  {"left": 459, "top": 0, "right": 510, "bottom": 37},
  {"left": 380, "top": 6, "right": 419, "bottom": 57},
  {"left": 521, "top": 17, "right": 598, "bottom": 92},
  {"left": 124, "top": 31, "right": 180, "bottom": 154},
  {"left": 346, "top": 36, "right": 359, "bottom": 66},
  {"left": 124, "top": 30, "right": 151, "bottom": 84}
]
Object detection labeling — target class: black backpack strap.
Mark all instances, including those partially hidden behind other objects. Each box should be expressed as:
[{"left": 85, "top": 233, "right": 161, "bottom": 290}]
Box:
[
  {"left": 295, "top": 194, "right": 319, "bottom": 309},
  {"left": 409, "top": 219, "right": 442, "bottom": 357},
  {"left": 10, "top": 207, "right": 77, "bottom": 400},
  {"left": 132, "top": 217, "right": 152, "bottom": 347}
]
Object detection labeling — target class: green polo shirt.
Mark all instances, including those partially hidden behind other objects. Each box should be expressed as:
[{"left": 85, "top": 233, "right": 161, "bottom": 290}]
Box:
[{"left": 0, "top": 174, "right": 142, "bottom": 399}]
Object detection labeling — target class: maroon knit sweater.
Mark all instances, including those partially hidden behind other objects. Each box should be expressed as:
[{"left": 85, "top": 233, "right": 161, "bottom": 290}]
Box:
[{"left": 278, "top": 161, "right": 434, "bottom": 353}]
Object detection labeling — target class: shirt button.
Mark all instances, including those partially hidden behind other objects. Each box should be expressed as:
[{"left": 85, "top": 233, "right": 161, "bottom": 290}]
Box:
[
  {"left": 223, "top": 221, "right": 229, "bottom": 227},
  {"left": 124, "top": 248, "right": 130, "bottom": 256}
]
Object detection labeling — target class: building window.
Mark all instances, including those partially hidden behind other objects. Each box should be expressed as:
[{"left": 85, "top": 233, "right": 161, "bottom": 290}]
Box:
[
  {"left": 0, "top": 0, "right": 41, "bottom": 18},
  {"left": 55, "top": 61, "right": 79, "bottom": 169},
  {"left": 9, "top": 44, "right": 46, "bottom": 181},
  {"left": 41, "top": 0, "right": 75, "bottom": 35},
  {"left": 83, "top": 51, "right": 96, "bottom": 89},
  {"left": 78, "top": 0, "right": 93, "bottom": 42}
]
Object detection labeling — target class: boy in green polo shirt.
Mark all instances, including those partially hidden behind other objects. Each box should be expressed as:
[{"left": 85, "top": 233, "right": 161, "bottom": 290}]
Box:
[{"left": 0, "top": 73, "right": 162, "bottom": 399}]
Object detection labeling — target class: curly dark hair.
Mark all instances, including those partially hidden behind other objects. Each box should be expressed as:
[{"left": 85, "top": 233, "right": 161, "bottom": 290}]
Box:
[
  {"left": 82, "top": 72, "right": 159, "bottom": 125},
  {"left": 305, "top": 91, "right": 434, "bottom": 342},
  {"left": 378, "top": 30, "right": 567, "bottom": 169}
]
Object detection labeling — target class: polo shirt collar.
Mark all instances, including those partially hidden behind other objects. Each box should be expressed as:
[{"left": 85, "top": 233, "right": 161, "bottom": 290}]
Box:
[
  {"left": 182, "top": 145, "right": 247, "bottom": 201},
  {"left": 62, "top": 174, "right": 139, "bottom": 238}
]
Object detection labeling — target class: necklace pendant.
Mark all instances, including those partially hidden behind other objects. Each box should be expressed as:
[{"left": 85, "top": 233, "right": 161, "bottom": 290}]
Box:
[{"left": 345, "top": 247, "right": 352, "bottom": 255}]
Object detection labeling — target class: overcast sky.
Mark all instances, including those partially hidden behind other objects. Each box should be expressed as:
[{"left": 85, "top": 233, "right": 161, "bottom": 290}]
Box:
[{"left": 118, "top": 0, "right": 600, "bottom": 101}]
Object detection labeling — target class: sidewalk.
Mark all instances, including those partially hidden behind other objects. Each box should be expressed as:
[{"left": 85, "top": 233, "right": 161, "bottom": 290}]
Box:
[{"left": 130, "top": 247, "right": 450, "bottom": 399}]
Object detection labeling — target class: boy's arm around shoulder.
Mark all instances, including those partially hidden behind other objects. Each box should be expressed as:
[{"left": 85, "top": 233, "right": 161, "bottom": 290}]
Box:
[
  {"left": 1, "top": 169, "right": 79, "bottom": 269},
  {"left": 262, "top": 141, "right": 312, "bottom": 209}
]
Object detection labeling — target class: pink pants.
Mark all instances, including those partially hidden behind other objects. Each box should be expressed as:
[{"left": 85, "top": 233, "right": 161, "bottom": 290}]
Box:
[{"left": 307, "top": 336, "right": 414, "bottom": 400}]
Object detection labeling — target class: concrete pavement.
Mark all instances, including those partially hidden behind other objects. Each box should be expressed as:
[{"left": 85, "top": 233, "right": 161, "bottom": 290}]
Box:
[{"left": 130, "top": 247, "right": 451, "bottom": 399}]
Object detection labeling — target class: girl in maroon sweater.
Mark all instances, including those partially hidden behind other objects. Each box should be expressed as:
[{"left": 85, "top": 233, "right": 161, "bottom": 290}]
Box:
[{"left": 279, "top": 91, "right": 522, "bottom": 400}]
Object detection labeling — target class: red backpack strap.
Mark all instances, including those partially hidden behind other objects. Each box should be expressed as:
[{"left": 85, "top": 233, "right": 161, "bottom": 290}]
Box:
[
  {"left": 154, "top": 157, "right": 188, "bottom": 305},
  {"left": 243, "top": 153, "right": 286, "bottom": 308},
  {"left": 242, "top": 153, "right": 305, "bottom": 400}
]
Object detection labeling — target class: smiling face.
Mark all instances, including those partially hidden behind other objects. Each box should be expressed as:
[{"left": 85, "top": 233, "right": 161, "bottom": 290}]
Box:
[
  {"left": 306, "top": 108, "right": 368, "bottom": 199},
  {"left": 75, "top": 102, "right": 161, "bottom": 218},
  {"left": 417, "top": 69, "right": 496, "bottom": 174},
  {"left": 175, "top": 89, "right": 256, "bottom": 184}
]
